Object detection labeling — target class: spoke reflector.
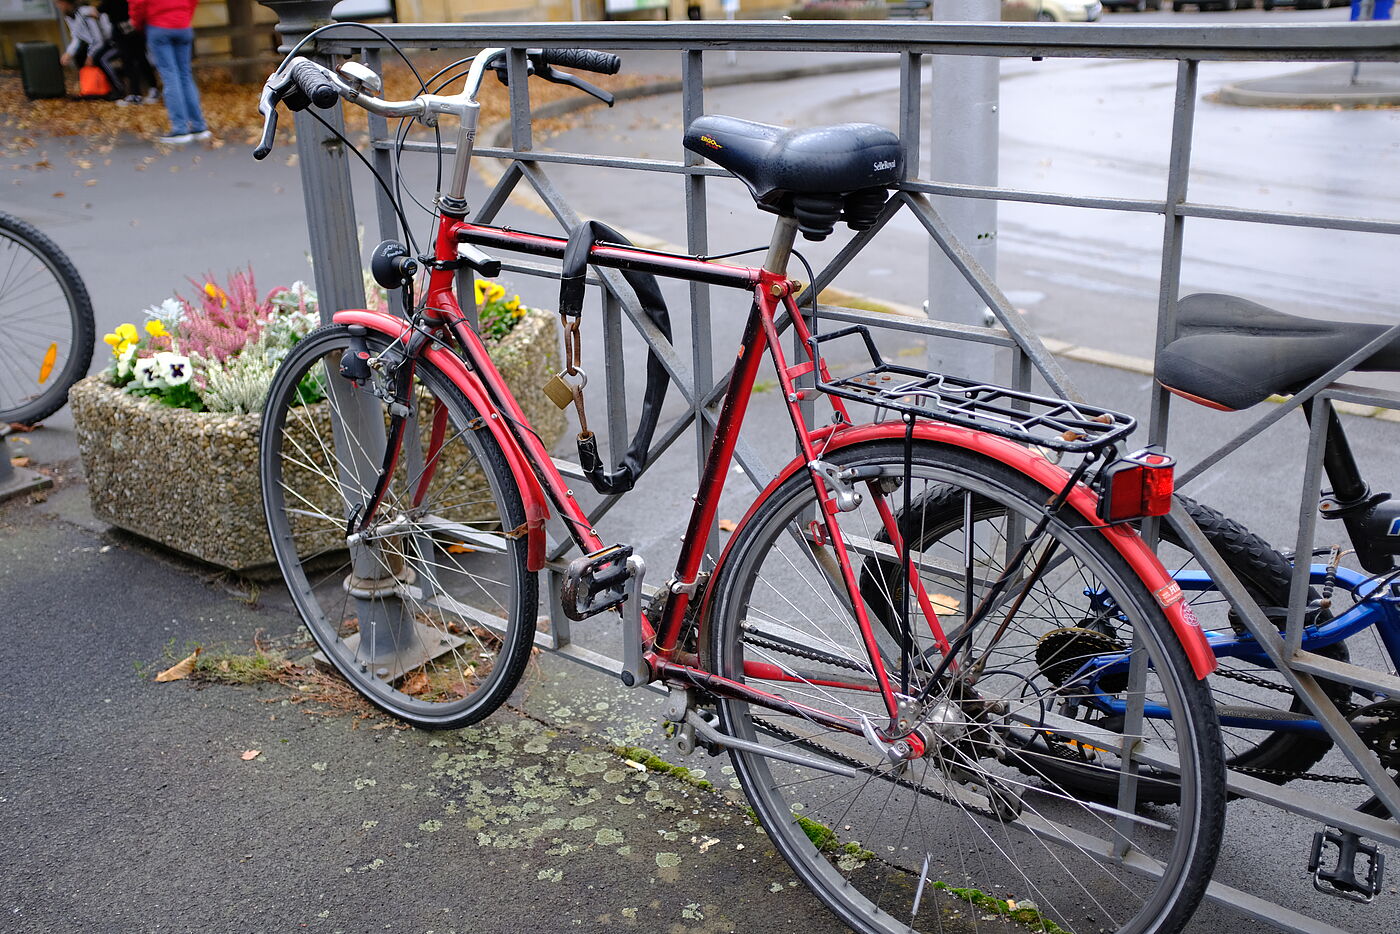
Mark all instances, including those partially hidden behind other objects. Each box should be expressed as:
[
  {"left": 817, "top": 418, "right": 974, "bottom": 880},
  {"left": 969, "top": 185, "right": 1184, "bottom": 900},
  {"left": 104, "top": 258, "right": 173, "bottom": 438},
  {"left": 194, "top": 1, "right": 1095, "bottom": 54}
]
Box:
[{"left": 38, "top": 342, "right": 58, "bottom": 384}]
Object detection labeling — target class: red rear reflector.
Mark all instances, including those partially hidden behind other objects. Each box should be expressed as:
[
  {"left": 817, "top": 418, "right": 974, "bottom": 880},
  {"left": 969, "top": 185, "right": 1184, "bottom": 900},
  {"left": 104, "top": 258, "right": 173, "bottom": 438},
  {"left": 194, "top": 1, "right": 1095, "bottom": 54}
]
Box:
[{"left": 1096, "top": 447, "right": 1175, "bottom": 524}]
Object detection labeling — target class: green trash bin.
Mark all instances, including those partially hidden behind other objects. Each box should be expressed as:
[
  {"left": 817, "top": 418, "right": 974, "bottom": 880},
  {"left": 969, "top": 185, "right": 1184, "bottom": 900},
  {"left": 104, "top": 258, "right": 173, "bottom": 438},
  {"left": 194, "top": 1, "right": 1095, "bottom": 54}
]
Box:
[{"left": 17, "top": 42, "right": 66, "bottom": 100}]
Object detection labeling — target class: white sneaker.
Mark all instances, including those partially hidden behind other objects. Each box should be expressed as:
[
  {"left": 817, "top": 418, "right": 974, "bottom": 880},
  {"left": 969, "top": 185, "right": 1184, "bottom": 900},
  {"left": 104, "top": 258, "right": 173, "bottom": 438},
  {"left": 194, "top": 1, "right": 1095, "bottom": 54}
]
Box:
[
  {"left": 190, "top": 130, "right": 212, "bottom": 142},
  {"left": 156, "top": 133, "right": 193, "bottom": 145}
]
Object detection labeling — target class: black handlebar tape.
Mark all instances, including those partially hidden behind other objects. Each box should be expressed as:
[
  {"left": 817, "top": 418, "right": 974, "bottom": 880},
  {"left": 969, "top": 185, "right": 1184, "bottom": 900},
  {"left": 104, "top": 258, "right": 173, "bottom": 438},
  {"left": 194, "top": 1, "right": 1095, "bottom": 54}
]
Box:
[
  {"left": 291, "top": 59, "right": 339, "bottom": 109},
  {"left": 537, "top": 49, "right": 621, "bottom": 76}
]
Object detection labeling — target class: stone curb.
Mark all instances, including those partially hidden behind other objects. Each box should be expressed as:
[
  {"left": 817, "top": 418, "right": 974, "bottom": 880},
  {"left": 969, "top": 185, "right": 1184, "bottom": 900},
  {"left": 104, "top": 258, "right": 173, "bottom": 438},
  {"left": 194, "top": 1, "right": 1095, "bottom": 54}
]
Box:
[{"left": 1217, "top": 65, "right": 1400, "bottom": 108}]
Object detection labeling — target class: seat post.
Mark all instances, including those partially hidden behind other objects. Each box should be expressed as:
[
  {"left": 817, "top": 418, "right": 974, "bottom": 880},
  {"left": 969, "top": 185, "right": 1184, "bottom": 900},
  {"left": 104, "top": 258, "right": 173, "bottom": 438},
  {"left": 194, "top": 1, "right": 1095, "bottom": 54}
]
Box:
[{"left": 762, "top": 215, "right": 799, "bottom": 276}]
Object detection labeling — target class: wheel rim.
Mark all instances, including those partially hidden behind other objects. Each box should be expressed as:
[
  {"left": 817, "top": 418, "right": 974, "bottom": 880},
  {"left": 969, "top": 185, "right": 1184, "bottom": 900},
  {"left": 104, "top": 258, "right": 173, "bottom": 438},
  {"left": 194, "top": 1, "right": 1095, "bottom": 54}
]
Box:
[
  {"left": 262, "top": 328, "right": 533, "bottom": 725},
  {"left": 712, "top": 446, "right": 1219, "bottom": 934},
  {"left": 0, "top": 224, "right": 87, "bottom": 422}
]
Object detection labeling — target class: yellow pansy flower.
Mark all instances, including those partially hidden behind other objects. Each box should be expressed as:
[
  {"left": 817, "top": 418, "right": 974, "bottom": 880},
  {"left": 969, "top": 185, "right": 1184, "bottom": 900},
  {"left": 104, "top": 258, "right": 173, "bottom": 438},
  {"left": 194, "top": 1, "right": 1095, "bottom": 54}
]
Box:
[
  {"left": 145, "top": 319, "right": 168, "bottom": 338},
  {"left": 486, "top": 282, "right": 506, "bottom": 303},
  {"left": 116, "top": 322, "right": 139, "bottom": 344},
  {"left": 204, "top": 282, "right": 229, "bottom": 308}
]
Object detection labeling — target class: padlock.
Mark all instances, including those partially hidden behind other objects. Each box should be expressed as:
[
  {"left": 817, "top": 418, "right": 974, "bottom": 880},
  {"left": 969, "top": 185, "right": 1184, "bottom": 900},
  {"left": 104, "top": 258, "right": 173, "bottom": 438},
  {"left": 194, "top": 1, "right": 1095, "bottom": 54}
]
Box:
[{"left": 543, "top": 372, "right": 575, "bottom": 410}]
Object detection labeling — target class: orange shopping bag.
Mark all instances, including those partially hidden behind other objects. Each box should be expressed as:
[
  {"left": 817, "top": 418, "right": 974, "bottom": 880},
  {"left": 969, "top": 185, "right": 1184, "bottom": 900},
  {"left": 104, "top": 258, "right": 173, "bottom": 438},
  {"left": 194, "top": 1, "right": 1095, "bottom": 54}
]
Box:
[{"left": 78, "top": 64, "right": 112, "bottom": 99}]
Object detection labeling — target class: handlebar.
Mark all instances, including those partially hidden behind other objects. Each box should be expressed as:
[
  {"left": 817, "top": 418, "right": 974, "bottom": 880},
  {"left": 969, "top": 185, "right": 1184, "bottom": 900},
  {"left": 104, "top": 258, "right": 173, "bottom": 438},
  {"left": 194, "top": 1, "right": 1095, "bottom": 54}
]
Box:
[
  {"left": 253, "top": 44, "right": 621, "bottom": 162},
  {"left": 536, "top": 48, "right": 621, "bottom": 76}
]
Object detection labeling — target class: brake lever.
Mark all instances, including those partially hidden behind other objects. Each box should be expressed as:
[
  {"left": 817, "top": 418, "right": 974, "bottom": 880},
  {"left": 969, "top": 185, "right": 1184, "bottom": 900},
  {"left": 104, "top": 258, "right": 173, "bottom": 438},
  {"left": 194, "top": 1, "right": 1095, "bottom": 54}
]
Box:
[
  {"left": 252, "top": 72, "right": 292, "bottom": 161},
  {"left": 538, "top": 65, "right": 614, "bottom": 107}
]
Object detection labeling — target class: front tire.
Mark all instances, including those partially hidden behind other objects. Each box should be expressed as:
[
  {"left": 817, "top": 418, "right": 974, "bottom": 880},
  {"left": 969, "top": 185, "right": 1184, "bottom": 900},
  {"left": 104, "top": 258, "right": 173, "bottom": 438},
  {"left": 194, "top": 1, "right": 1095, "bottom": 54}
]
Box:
[
  {"left": 0, "top": 212, "right": 95, "bottom": 424},
  {"left": 709, "top": 440, "right": 1225, "bottom": 934},
  {"left": 260, "top": 324, "right": 538, "bottom": 729}
]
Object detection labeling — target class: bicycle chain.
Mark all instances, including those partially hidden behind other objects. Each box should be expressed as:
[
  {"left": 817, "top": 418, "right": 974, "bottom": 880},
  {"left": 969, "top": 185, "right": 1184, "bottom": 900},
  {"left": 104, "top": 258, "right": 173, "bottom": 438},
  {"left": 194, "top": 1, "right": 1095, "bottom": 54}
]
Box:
[
  {"left": 741, "top": 627, "right": 869, "bottom": 674},
  {"left": 749, "top": 715, "right": 1003, "bottom": 823}
]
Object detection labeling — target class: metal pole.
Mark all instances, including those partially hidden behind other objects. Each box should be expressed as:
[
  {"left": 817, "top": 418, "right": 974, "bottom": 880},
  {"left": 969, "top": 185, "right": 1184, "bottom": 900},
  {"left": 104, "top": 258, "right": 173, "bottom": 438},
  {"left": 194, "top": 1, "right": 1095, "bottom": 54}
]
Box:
[{"left": 927, "top": 0, "right": 999, "bottom": 380}]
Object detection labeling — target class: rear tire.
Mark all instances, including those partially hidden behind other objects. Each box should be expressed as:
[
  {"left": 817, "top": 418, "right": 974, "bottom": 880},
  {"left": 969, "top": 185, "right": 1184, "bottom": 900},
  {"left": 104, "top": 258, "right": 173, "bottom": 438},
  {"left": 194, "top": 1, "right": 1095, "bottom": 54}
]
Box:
[
  {"left": 710, "top": 440, "right": 1225, "bottom": 934},
  {"left": 260, "top": 324, "right": 537, "bottom": 729}
]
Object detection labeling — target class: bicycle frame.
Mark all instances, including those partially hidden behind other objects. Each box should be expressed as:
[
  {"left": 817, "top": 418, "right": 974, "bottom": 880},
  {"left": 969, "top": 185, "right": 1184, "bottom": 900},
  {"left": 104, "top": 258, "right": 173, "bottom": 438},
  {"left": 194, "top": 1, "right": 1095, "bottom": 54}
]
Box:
[{"left": 332, "top": 203, "right": 1221, "bottom": 750}]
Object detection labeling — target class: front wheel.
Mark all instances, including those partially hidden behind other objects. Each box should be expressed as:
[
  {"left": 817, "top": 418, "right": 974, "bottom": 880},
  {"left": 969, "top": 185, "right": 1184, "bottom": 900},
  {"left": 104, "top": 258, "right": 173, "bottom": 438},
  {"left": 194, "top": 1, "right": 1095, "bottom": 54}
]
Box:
[
  {"left": 0, "top": 212, "right": 95, "bottom": 424},
  {"left": 260, "top": 323, "right": 538, "bottom": 729},
  {"left": 708, "top": 440, "right": 1225, "bottom": 934}
]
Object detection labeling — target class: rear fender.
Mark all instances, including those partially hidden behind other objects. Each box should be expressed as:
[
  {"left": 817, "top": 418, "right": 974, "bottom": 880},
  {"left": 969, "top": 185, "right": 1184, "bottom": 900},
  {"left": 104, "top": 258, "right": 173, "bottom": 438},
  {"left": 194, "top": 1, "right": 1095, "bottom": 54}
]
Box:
[
  {"left": 707, "top": 421, "right": 1216, "bottom": 679},
  {"left": 332, "top": 309, "right": 550, "bottom": 571}
]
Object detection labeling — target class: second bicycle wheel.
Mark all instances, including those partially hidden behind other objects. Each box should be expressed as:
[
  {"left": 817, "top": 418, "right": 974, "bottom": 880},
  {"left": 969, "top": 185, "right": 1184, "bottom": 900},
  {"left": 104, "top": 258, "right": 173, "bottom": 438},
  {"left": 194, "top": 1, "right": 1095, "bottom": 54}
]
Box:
[
  {"left": 261, "top": 323, "right": 537, "bottom": 729},
  {"left": 0, "top": 212, "right": 94, "bottom": 424},
  {"left": 709, "top": 440, "right": 1225, "bottom": 934}
]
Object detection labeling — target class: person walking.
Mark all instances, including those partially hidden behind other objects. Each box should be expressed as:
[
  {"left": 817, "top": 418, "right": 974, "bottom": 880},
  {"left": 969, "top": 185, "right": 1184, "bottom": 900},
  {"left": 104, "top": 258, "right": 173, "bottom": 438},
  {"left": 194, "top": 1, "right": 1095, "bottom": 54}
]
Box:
[{"left": 130, "top": 0, "right": 208, "bottom": 144}]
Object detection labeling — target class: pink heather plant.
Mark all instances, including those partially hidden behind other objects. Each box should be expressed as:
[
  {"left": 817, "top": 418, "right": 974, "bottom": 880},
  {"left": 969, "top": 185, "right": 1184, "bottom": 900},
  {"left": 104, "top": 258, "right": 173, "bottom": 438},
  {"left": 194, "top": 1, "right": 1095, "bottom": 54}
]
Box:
[{"left": 175, "top": 267, "right": 276, "bottom": 364}]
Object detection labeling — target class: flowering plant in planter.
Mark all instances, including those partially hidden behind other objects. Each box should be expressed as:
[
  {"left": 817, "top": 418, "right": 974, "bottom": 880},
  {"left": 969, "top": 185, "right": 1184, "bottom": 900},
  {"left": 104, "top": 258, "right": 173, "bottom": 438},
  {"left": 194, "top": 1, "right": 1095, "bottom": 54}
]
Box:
[{"left": 100, "top": 268, "right": 540, "bottom": 416}]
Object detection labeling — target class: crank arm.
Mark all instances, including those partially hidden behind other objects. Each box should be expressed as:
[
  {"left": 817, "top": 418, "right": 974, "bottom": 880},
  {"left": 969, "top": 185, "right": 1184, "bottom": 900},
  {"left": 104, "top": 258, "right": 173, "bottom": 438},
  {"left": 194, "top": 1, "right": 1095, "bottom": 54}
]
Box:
[{"left": 686, "top": 710, "right": 860, "bottom": 779}]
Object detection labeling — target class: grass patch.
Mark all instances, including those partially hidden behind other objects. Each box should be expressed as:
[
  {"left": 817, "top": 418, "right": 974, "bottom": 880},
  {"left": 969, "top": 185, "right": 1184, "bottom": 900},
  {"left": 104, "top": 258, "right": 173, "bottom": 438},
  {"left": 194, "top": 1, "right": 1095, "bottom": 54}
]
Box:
[
  {"left": 933, "top": 882, "right": 1071, "bottom": 934},
  {"left": 612, "top": 745, "right": 716, "bottom": 791},
  {"left": 816, "top": 288, "right": 899, "bottom": 316}
]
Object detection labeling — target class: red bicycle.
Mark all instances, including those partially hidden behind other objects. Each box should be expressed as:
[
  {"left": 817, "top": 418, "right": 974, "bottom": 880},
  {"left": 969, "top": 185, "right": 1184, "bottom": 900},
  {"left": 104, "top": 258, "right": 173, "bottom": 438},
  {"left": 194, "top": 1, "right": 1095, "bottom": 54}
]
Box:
[{"left": 256, "top": 38, "right": 1225, "bottom": 934}]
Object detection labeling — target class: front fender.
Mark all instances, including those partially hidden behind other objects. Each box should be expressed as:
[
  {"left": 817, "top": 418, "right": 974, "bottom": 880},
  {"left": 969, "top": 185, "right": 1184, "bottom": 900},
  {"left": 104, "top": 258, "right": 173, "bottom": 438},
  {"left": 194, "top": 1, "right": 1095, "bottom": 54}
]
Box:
[
  {"left": 332, "top": 309, "right": 550, "bottom": 571},
  {"left": 710, "top": 421, "right": 1216, "bottom": 679}
]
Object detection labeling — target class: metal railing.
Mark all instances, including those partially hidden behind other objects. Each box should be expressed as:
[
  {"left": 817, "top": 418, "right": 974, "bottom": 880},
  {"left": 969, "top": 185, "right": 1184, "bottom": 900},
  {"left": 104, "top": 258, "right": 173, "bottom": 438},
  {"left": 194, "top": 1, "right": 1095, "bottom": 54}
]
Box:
[{"left": 257, "top": 8, "right": 1400, "bottom": 933}]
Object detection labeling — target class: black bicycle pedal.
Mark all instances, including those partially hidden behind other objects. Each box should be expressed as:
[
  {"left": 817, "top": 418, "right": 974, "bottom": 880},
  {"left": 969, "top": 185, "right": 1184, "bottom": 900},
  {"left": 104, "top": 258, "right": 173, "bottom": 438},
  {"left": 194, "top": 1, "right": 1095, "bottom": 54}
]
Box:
[
  {"left": 560, "top": 544, "right": 635, "bottom": 621},
  {"left": 1308, "top": 826, "right": 1385, "bottom": 903}
]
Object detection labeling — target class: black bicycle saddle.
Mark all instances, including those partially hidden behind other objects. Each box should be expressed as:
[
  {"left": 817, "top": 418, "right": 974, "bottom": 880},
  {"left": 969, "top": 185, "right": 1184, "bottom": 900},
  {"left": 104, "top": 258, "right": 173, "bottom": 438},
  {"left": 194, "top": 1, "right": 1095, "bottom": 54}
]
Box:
[
  {"left": 683, "top": 115, "right": 902, "bottom": 240},
  {"left": 1155, "top": 292, "right": 1400, "bottom": 410}
]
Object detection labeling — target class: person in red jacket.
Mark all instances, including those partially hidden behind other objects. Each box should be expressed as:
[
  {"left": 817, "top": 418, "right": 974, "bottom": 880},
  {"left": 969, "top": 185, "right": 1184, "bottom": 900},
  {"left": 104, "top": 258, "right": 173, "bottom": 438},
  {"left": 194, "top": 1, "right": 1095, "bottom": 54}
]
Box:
[{"left": 130, "top": 0, "right": 208, "bottom": 144}]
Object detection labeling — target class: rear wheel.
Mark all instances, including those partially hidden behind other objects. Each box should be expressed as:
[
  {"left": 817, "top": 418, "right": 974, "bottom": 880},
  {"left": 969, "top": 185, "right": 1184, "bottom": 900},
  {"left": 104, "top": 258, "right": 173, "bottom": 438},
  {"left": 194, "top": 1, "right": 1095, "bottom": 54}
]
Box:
[
  {"left": 710, "top": 440, "right": 1225, "bottom": 934},
  {"left": 260, "top": 324, "right": 537, "bottom": 729},
  {"left": 0, "top": 212, "right": 94, "bottom": 424}
]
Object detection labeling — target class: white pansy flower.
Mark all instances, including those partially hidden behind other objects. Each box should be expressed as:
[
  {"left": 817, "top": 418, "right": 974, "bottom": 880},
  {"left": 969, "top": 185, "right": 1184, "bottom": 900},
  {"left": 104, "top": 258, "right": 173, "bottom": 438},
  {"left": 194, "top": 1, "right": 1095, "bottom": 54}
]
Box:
[
  {"left": 132, "top": 357, "right": 163, "bottom": 389},
  {"left": 116, "top": 344, "right": 138, "bottom": 379},
  {"left": 155, "top": 352, "right": 192, "bottom": 387}
]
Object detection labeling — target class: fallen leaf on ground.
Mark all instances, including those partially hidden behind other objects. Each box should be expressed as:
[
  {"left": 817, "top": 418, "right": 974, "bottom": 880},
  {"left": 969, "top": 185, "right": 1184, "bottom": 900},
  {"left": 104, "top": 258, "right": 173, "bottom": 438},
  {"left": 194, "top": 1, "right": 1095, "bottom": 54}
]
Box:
[
  {"left": 7, "top": 422, "right": 37, "bottom": 432},
  {"left": 154, "top": 647, "right": 201, "bottom": 682},
  {"left": 241, "top": 749, "right": 261, "bottom": 761},
  {"left": 718, "top": 519, "right": 737, "bottom": 533},
  {"left": 930, "top": 593, "right": 961, "bottom": 614},
  {"left": 401, "top": 670, "right": 429, "bottom": 695},
  {"left": 9, "top": 456, "right": 29, "bottom": 468}
]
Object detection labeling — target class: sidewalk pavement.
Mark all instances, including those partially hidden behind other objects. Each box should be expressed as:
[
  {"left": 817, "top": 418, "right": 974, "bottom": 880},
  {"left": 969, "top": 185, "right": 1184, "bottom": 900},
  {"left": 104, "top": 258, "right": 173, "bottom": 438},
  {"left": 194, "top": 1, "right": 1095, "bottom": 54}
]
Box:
[
  {"left": 1218, "top": 61, "right": 1400, "bottom": 106},
  {"left": 0, "top": 477, "right": 881, "bottom": 934}
]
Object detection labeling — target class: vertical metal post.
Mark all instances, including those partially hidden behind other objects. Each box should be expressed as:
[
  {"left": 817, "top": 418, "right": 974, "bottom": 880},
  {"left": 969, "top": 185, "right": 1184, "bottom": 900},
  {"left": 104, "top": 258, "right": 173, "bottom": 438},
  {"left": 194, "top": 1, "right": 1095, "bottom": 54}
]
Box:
[
  {"left": 683, "top": 49, "right": 720, "bottom": 562},
  {"left": 927, "top": 0, "right": 999, "bottom": 378},
  {"left": 1147, "top": 60, "right": 1198, "bottom": 451},
  {"left": 363, "top": 47, "right": 408, "bottom": 318},
  {"left": 260, "top": 0, "right": 412, "bottom": 665}
]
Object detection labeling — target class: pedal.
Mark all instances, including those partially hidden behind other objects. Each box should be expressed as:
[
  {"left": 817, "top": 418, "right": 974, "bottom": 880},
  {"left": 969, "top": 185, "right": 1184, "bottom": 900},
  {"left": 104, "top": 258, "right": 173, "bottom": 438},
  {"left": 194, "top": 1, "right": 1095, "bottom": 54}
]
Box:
[
  {"left": 1308, "top": 827, "right": 1385, "bottom": 903},
  {"left": 560, "top": 544, "right": 635, "bottom": 621}
]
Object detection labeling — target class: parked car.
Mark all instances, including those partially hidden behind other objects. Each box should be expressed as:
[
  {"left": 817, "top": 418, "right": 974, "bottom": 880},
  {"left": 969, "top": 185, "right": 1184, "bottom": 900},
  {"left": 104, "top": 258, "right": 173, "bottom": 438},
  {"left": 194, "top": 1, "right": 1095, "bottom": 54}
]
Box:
[
  {"left": 1103, "top": 0, "right": 1162, "bottom": 9},
  {"left": 1007, "top": 0, "right": 1105, "bottom": 19}
]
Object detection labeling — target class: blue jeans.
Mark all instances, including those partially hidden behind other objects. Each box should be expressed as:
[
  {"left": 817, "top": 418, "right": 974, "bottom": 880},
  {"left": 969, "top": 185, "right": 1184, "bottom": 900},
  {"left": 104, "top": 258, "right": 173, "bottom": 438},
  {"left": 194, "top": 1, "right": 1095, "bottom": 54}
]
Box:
[{"left": 147, "top": 26, "right": 205, "bottom": 135}]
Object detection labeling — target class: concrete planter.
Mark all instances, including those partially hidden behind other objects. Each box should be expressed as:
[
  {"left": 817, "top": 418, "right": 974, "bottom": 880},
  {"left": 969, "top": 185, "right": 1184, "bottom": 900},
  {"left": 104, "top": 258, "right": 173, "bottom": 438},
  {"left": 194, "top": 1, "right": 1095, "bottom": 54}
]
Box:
[{"left": 70, "top": 312, "right": 565, "bottom": 571}]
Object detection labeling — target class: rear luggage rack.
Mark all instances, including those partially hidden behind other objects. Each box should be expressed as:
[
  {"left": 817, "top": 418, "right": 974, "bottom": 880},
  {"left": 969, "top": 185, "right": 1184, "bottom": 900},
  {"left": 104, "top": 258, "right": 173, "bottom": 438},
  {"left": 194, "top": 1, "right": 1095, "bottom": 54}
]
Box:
[{"left": 810, "top": 326, "right": 1136, "bottom": 454}]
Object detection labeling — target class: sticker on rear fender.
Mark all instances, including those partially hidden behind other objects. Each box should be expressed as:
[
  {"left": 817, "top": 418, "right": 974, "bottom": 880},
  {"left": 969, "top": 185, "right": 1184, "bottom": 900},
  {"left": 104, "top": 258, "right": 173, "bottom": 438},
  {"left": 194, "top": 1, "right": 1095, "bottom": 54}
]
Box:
[
  {"left": 1154, "top": 581, "right": 1184, "bottom": 608},
  {"left": 1178, "top": 603, "right": 1202, "bottom": 629}
]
